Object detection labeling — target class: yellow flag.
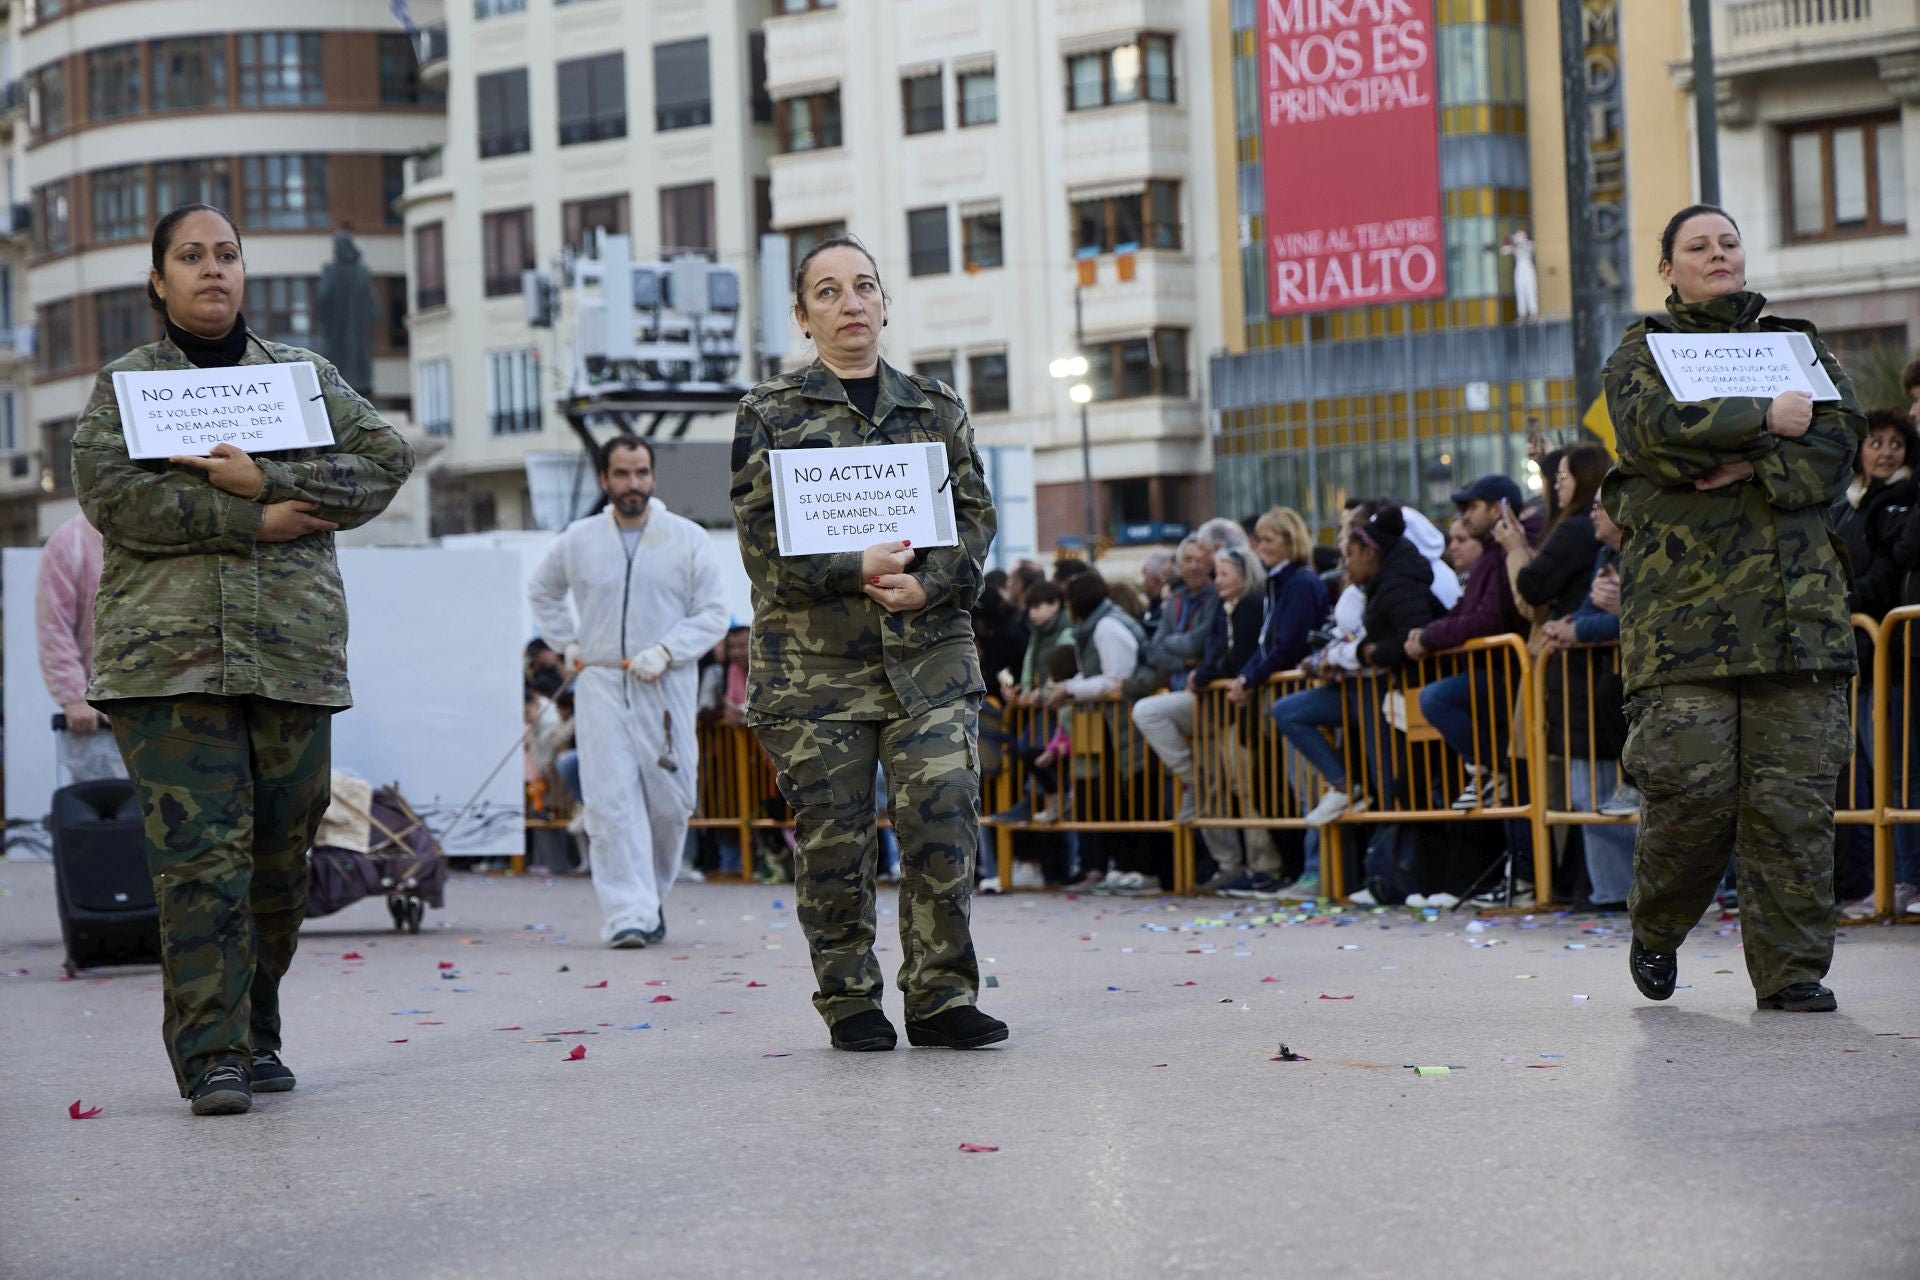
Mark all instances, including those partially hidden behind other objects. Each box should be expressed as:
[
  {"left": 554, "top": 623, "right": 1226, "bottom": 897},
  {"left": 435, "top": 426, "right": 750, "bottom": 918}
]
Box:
[{"left": 1583, "top": 392, "right": 1615, "bottom": 454}]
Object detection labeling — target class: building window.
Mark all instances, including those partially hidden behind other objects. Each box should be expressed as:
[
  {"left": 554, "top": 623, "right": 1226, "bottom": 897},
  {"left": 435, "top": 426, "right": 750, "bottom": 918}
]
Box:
[
  {"left": 778, "top": 89, "right": 842, "bottom": 152},
  {"left": 915, "top": 354, "right": 956, "bottom": 389},
  {"left": 42, "top": 420, "right": 75, "bottom": 495},
  {"left": 35, "top": 181, "right": 72, "bottom": 257},
  {"left": 558, "top": 52, "right": 626, "bottom": 144},
  {"left": 749, "top": 32, "right": 773, "bottom": 125},
  {"left": 237, "top": 32, "right": 324, "bottom": 107},
  {"left": 380, "top": 32, "right": 443, "bottom": 106},
  {"left": 961, "top": 206, "right": 1002, "bottom": 271},
  {"left": 1073, "top": 180, "right": 1181, "bottom": 254},
  {"left": 418, "top": 358, "right": 453, "bottom": 436},
  {"left": 31, "top": 64, "right": 68, "bottom": 139},
  {"left": 907, "top": 206, "right": 949, "bottom": 277},
  {"left": 0, "top": 389, "right": 17, "bottom": 454},
  {"left": 958, "top": 64, "right": 996, "bottom": 126},
  {"left": 87, "top": 44, "right": 144, "bottom": 122},
  {"left": 1784, "top": 114, "right": 1905, "bottom": 241},
  {"left": 1085, "top": 329, "right": 1187, "bottom": 400},
  {"left": 154, "top": 159, "right": 230, "bottom": 215},
  {"left": 778, "top": 0, "right": 838, "bottom": 10},
  {"left": 476, "top": 0, "right": 527, "bottom": 16},
  {"left": 563, "top": 194, "right": 630, "bottom": 256},
  {"left": 968, "top": 350, "right": 1009, "bottom": 413},
  {"left": 654, "top": 38, "right": 711, "bottom": 131},
  {"left": 151, "top": 37, "right": 227, "bottom": 112},
  {"left": 1066, "top": 34, "right": 1176, "bottom": 111},
  {"left": 488, "top": 347, "right": 542, "bottom": 435},
  {"left": 786, "top": 221, "right": 846, "bottom": 267},
  {"left": 414, "top": 222, "right": 447, "bottom": 310},
  {"left": 660, "top": 183, "right": 715, "bottom": 258},
  {"left": 37, "top": 300, "right": 76, "bottom": 376},
  {"left": 382, "top": 155, "right": 406, "bottom": 227},
  {"left": 253, "top": 277, "right": 315, "bottom": 346},
  {"left": 95, "top": 286, "right": 151, "bottom": 360},
  {"left": 91, "top": 165, "right": 148, "bottom": 245},
  {"left": 478, "top": 69, "right": 531, "bottom": 158},
  {"left": 483, "top": 208, "right": 534, "bottom": 297},
  {"left": 243, "top": 155, "right": 328, "bottom": 230},
  {"left": 902, "top": 70, "right": 942, "bottom": 135}
]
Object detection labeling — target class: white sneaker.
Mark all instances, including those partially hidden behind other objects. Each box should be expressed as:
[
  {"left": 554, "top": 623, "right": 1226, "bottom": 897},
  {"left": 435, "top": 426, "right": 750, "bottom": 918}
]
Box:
[
  {"left": 1451, "top": 769, "right": 1511, "bottom": 811},
  {"left": 1348, "top": 888, "right": 1378, "bottom": 906},
  {"left": 1597, "top": 783, "right": 1643, "bottom": 818},
  {"left": 1012, "top": 861, "right": 1046, "bottom": 890},
  {"left": 978, "top": 876, "right": 1004, "bottom": 895},
  {"left": 1424, "top": 892, "right": 1461, "bottom": 909},
  {"left": 1405, "top": 893, "right": 1428, "bottom": 908},
  {"left": 1110, "top": 871, "right": 1161, "bottom": 896},
  {"left": 1841, "top": 895, "right": 1879, "bottom": 920},
  {"left": 680, "top": 862, "right": 706, "bottom": 883},
  {"left": 1469, "top": 881, "right": 1535, "bottom": 909},
  {"left": 1895, "top": 883, "right": 1918, "bottom": 915},
  {"left": 1305, "top": 789, "right": 1354, "bottom": 826}
]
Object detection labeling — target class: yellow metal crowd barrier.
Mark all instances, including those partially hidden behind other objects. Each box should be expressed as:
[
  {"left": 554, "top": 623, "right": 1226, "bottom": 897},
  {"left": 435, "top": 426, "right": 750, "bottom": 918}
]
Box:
[{"left": 584, "top": 621, "right": 1920, "bottom": 920}]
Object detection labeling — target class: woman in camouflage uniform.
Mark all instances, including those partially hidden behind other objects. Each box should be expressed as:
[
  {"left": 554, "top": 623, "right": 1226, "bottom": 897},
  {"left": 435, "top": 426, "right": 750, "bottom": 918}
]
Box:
[
  {"left": 1603, "top": 204, "right": 1864, "bottom": 1013},
  {"left": 73, "top": 205, "right": 414, "bottom": 1113},
  {"left": 729, "top": 236, "right": 1007, "bottom": 1052}
]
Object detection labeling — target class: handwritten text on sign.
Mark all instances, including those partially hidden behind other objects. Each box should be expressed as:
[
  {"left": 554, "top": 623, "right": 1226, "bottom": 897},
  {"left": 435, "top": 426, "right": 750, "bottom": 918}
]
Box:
[
  {"left": 113, "top": 362, "right": 335, "bottom": 460},
  {"left": 1646, "top": 333, "right": 1841, "bottom": 404},
  {"left": 770, "top": 443, "right": 957, "bottom": 557}
]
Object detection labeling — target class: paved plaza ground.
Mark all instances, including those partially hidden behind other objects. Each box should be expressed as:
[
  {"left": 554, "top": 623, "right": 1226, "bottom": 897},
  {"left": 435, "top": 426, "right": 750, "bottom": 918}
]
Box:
[{"left": 1, "top": 861, "right": 1916, "bottom": 1280}]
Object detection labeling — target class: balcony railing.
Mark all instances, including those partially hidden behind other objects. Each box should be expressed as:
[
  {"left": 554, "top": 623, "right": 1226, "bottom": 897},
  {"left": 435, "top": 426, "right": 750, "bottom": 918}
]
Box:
[
  {"left": 408, "top": 146, "right": 444, "bottom": 187},
  {"left": 1726, "top": 0, "right": 1871, "bottom": 37}
]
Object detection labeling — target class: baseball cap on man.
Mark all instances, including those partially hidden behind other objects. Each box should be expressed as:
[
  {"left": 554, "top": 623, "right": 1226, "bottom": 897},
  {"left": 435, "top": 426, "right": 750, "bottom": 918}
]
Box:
[{"left": 1450, "top": 475, "right": 1524, "bottom": 511}]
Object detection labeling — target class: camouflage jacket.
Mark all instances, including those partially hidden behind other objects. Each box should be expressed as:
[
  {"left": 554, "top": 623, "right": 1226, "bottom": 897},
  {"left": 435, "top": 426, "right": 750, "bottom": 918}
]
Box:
[
  {"left": 73, "top": 334, "right": 415, "bottom": 708},
  {"left": 1601, "top": 291, "right": 1864, "bottom": 695},
  {"left": 730, "top": 359, "right": 996, "bottom": 722}
]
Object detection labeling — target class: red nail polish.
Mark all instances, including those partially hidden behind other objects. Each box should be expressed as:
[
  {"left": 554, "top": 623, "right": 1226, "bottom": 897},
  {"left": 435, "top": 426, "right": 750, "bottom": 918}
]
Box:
[
  {"left": 901, "top": 539, "right": 911, "bottom": 547},
  {"left": 870, "top": 576, "right": 880, "bottom": 585}
]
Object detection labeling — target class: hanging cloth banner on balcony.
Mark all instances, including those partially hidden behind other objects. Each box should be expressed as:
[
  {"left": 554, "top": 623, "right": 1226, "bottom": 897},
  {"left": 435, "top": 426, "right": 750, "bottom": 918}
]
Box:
[
  {"left": 1645, "top": 332, "right": 1842, "bottom": 404},
  {"left": 769, "top": 442, "right": 957, "bottom": 557},
  {"left": 1258, "top": 0, "right": 1447, "bottom": 315},
  {"left": 112, "top": 362, "right": 335, "bottom": 460}
]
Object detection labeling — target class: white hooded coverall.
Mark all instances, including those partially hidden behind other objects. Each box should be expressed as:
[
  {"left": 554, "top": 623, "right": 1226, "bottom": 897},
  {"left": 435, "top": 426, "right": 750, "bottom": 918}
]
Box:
[{"left": 529, "top": 500, "right": 730, "bottom": 938}]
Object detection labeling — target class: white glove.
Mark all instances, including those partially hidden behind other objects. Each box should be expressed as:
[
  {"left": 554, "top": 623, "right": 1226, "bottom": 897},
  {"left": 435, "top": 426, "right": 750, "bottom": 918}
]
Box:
[
  {"left": 627, "top": 644, "right": 670, "bottom": 682},
  {"left": 562, "top": 643, "right": 582, "bottom": 672}
]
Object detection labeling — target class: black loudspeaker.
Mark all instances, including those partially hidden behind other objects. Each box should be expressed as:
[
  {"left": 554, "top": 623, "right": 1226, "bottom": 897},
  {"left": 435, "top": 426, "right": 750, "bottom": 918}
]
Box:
[{"left": 50, "top": 779, "right": 161, "bottom": 976}]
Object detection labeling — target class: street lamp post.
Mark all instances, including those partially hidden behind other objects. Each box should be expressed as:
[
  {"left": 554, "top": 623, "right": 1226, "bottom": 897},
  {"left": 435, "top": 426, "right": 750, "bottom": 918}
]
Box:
[{"left": 1051, "top": 283, "right": 1097, "bottom": 559}]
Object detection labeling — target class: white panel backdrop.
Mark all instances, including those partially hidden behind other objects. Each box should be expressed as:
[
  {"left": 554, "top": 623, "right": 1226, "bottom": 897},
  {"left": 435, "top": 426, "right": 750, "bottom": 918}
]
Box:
[{"left": 4, "top": 547, "right": 525, "bottom": 859}]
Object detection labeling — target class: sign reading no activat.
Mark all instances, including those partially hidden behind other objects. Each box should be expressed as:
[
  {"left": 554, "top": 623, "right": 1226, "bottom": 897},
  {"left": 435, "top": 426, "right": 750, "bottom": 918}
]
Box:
[
  {"left": 770, "top": 443, "right": 958, "bottom": 557},
  {"left": 113, "top": 362, "right": 335, "bottom": 460},
  {"left": 1646, "top": 333, "right": 1842, "bottom": 404}
]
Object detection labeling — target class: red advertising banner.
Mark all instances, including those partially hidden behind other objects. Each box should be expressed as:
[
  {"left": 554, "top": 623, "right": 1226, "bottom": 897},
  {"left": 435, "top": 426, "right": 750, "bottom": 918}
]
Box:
[{"left": 1259, "top": 0, "right": 1446, "bottom": 316}]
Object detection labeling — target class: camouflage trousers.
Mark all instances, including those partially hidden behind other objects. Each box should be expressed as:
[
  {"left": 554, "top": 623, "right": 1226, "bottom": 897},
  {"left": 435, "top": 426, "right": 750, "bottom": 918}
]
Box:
[
  {"left": 108, "top": 696, "right": 331, "bottom": 1095},
  {"left": 1622, "top": 673, "right": 1850, "bottom": 997},
  {"left": 754, "top": 697, "right": 981, "bottom": 1027}
]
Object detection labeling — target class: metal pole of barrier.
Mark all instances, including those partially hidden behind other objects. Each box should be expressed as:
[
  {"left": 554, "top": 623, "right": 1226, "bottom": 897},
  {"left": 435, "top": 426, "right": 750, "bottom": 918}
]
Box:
[
  {"left": 1522, "top": 642, "right": 1551, "bottom": 907},
  {"left": 1874, "top": 614, "right": 1894, "bottom": 920},
  {"left": 733, "top": 727, "right": 754, "bottom": 883}
]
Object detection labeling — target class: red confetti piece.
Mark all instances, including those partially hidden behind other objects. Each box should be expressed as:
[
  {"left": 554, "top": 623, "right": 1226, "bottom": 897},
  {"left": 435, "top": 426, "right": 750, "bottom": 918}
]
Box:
[
  {"left": 1260, "top": 977, "right": 1280, "bottom": 983},
  {"left": 1152, "top": 1063, "right": 1169, "bottom": 1068},
  {"left": 437, "top": 962, "right": 455, "bottom": 969},
  {"left": 1318, "top": 994, "right": 1355, "bottom": 1000},
  {"left": 565, "top": 1044, "right": 587, "bottom": 1061},
  {"left": 68, "top": 1100, "right": 103, "bottom": 1119},
  {"left": 1079, "top": 935, "right": 1094, "bottom": 941},
  {"left": 671, "top": 955, "right": 690, "bottom": 961},
  {"left": 1174, "top": 981, "right": 1197, "bottom": 987},
  {"left": 584, "top": 980, "right": 608, "bottom": 988},
  {"left": 957, "top": 1143, "right": 998, "bottom": 1153},
  {"left": 746, "top": 981, "right": 767, "bottom": 988},
  {"left": 718, "top": 1011, "right": 735, "bottom": 1015},
  {"left": 341, "top": 952, "right": 364, "bottom": 960},
  {"left": 649, "top": 995, "right": 675, "bottom": 1004},
  {"left": 493, "top": 1026, "right": 523, "bottom": 1031},
  {"left": 389, "top": 1039, "right": 409, "bottom": 1044},
  {"left": 644, "top": 979, "right": 670, "bottom": 987}
]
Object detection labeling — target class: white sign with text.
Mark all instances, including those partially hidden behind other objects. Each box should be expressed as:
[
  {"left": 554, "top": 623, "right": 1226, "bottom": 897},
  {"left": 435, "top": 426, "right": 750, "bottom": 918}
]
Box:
[
  {"left": 113, "top": 362, "right": 335, "bottom": 459},
  {"left": 1647, "top": 332, "right": 1841, "bottom": 404},
  {"left": 770, "top": 443, "right": 957, "bottom": 557}
]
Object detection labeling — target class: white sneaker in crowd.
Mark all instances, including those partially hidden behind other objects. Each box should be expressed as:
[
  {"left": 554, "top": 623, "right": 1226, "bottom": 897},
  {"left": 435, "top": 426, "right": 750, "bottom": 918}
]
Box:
[
  {"left": 1895, "top": 883, "right": 1917, "bottom": 915},
  {"left": 1348, "top": 888, "right": 1378, "bottom": 906},
  {"left": 978, "top": 876, "right": 1004, "bottom": 895},
  {"left": 1841, "top": 895, "right": 1879, "bottom": 920},
  {"left": 1469, "top": 882, "right": 1535, "bottom": 909},
  {"left": 681, "top": 862, "right": 706, "bottom": 883},
  {"left": 1109, "top": 871, "right": 1161, "bottom": 896},
  {"left": 1424, "top": 892, "right": 1461, "bottom": 909},
  {"left": 1305, "top": 789, "right": 1354, "bottom": 826},
  {"left": 1012, "top": 861, "right": 1046, "bottom": 890},
  {"left": 1597, "top": 784, "right": 1643, "bottom": 818},
  {"left": 1405, "top": 893, "right": 1428, "bottom": 908}
]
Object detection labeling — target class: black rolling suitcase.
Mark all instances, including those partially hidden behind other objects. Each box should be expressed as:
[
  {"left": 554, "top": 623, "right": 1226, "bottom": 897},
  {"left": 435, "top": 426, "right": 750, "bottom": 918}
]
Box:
[{"left": 49, "top": 713, "right": 161, "bottom": 976}]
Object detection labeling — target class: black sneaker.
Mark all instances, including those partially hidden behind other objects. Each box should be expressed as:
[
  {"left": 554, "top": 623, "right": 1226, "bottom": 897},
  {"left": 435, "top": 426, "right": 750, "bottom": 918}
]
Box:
[
  {"left": 250, "top": 1050, "right": 296, "bottom": 1093},
  {"left": 1756, "top": 982, "right": 1838, "bottom": 1012},
  {"left": 189, "top": 1063, "right": 252, "bottom": 1116},
  {"left": 609, "top": 929, "right": 648, "bottom": 949},
  {"left": 828, "top": 1008, "right": 898, "bottom": 1052},
  {"left": 1629, "top": 936, "right": 1677, "bottom": 1001},
  {"left": 906, "top": 1005, "right": 1009, "bottom": 1049},
  {"left": 639, "top": 918, "right": 667, "bottom": 946}
]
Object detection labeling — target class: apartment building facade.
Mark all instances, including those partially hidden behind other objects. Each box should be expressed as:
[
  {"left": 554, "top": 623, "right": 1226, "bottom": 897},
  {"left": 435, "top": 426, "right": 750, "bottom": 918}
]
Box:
[
  {"left": 763, "top": 0, "right": 1226, "bottom": 552},
  {"left": 399, "top": 0, "right": 776, "bottom": 536},
  {"left": 1, "top": 0, "right": 445, "bottom": 544},
  {"left": 1680, "top": 0, "right": 1919, "bottom": 378}
]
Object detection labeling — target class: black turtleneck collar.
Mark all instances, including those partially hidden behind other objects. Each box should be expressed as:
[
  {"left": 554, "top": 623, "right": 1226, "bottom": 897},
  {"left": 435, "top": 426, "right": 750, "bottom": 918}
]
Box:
[{"left": 165, "top": 314, "right": 252, "bottom": 369}]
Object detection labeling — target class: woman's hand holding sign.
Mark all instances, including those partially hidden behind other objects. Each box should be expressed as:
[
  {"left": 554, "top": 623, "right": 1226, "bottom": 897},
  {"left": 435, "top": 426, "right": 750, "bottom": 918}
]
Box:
[
  {"left": 861, "top": 539, "right": 926, "bottom": 614},
  {"left": 170, "top": 442, "right": 265, "bottom": 498},
  {"left": 1766, "top": 390, "right": 1813, "bottom": 439},
  {"left": 257, "top": 502, "right": 339, "bottom": 543}
]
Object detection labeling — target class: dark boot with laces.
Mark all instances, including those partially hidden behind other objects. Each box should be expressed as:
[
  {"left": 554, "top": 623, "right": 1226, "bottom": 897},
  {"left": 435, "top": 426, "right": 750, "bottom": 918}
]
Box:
[
  {"left": 189, "top": 1062, "right": 252, "bottom": 1116},
  {"left": 250, "top": 1050, "right": 296, "bottom": 1093},
  {"left": 1629, "top": 936, "right": 1677, "bottom": 1002}
]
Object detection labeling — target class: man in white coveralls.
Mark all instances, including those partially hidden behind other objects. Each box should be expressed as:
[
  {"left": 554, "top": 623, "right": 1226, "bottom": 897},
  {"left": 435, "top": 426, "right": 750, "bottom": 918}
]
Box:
[{"left": 529, "top": 437, "right": 730, "bottom": 947}]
